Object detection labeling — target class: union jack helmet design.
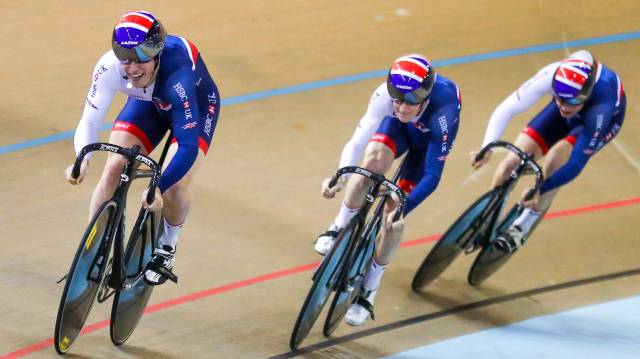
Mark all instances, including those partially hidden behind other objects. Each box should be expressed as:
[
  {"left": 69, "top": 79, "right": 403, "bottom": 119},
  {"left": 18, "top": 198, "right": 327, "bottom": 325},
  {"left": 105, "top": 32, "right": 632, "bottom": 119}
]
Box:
[
  {"left": 551, "top": 50, "right": 598, "bottom": 105},
  {"left": 387, "top": 54, "right": 435, "bottom": 105},
  {"left": 112, "top": 10, "right": 166, "bottom": 63}
]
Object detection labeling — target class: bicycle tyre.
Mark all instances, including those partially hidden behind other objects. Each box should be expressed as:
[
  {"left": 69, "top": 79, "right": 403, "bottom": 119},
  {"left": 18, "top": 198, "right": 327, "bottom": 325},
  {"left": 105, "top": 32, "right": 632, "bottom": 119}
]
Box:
[
  {"left": 412, "top": 190, "right": 500, "bottom": 291},
  {"left": 323, "top": 220, "right": 375, "bottom": 337},
  {"left": 467, "top": 205, "right": 520, "bottom": 286},
  {"left": 54, "top": 201, "right": 117, "bottom": 354},
  {"left": 110, "top": 209, "right": 161, "bottom": 345},
  {"left": 289, "top": 219, "right": 357, "bottom": 350}
]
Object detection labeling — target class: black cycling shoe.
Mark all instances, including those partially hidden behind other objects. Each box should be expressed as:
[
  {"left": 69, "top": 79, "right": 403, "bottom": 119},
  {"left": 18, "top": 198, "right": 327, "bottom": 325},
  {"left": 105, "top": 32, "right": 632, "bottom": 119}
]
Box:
[{"left": 144, "top": 245, "right": 178, "bottom": 285}]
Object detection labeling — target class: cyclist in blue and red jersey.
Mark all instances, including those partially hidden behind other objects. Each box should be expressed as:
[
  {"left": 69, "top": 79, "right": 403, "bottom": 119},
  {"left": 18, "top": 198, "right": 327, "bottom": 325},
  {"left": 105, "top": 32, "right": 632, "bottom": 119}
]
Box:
[
  {"left": 64, "top": 10, "right": 221, "bottom": 285},
  {"left": 470, "top": 50, "right": 626, "bottom": 253},
  {"left": 317, "top": 54, "right": 461, "bottom": 326}
]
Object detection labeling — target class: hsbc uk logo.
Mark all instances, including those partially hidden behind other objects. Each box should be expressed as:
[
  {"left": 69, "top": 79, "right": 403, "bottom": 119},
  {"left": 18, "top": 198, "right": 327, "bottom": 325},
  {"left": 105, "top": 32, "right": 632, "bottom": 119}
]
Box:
[
  {"left": 204, "top": 92, "right": 218, "bottom": 137},
  {"left": 173, "top": 82, "right": 192, "bottom": 120}
]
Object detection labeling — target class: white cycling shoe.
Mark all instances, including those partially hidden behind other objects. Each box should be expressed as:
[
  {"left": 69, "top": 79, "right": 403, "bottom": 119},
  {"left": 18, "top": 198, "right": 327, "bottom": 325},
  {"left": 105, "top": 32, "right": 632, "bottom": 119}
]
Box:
[
  {"left": 495, "top": 225, "right": 525, "bottom": 253},
  {"left": 314, "top": 225, "right": 341, "bottom": 256},
  {"left": 345, "top": 289, "right": 377, "bottom": 326}
]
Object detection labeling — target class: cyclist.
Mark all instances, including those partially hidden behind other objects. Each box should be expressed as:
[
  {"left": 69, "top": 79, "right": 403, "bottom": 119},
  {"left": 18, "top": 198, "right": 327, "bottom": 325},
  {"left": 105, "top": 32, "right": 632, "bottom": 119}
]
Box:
[
  {"left": 317, "top": 54, "right": 461, "bottom": 326},
  {"left": 470, "top": 50, "right": 625, "bottom": 252},
  {"left": 64, "top": 10, "right": 221, "bottom": 285}
]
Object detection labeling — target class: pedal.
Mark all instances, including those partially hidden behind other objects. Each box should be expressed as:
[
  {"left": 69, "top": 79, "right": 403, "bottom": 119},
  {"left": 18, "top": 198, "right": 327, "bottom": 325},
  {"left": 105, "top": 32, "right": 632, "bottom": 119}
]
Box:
[{"left": 146, "top": 261, "right": 178, "bottom": 283}]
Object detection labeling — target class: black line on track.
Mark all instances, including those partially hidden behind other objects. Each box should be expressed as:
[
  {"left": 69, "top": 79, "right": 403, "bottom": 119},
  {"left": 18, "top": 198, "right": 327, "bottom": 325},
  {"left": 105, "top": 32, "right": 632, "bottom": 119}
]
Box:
[{"left": 269, "top": 267, "right": 640, "bottom": 358}]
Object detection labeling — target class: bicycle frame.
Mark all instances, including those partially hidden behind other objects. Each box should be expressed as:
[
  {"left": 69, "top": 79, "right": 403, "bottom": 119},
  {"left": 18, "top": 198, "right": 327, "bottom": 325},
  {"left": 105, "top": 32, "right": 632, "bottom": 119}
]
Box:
[
  {"left": 336, "top": 156, "right": 409, "bottom": 288},
  {"left": 461, "top": 141, "right": 543, "bottom": 253},
  {"left": 324, "top": 159, "right": 408, "bottom": 288},
  {"left": 72, "top": 143, "right": 162, "bottom": 290}
]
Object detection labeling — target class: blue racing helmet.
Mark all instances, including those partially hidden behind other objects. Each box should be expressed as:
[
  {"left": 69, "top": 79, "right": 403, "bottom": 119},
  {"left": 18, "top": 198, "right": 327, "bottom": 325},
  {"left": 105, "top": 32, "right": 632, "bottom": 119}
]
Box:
[
  {"left": 386, "top": 54, "right": 435, "bottom": 105},
  {"left": 551, "top": 50, "right": 598, "bottom": 105},
  {"left": 112, "top": 10, "right": 166, "bottom": 64}
]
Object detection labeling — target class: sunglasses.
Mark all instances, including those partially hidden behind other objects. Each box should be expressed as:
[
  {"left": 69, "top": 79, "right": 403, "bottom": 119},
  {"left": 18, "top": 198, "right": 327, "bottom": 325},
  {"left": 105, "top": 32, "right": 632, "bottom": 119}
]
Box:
[
  {"left": 553, "top": 94, "right": 587, "bottom": 106},
  {"left": 388, "top": 86, "right": 430, "bottom": 106},
  {"left": 119, "top": 57, "right": 153, "bottom": 65}
]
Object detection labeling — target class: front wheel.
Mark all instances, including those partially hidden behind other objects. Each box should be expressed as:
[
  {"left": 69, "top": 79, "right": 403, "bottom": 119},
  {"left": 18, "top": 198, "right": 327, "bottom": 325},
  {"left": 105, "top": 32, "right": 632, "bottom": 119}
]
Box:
[
  {"left": 54, "top": 201, "right": 118, "bottom": 354},
  {"left": 412, "top": 190, "right": 500, "bottom": 291},
  {"left": 323, "top": 220, "right": 375, "bottom": 337},
  {"left": 289, "top": 219, "right": 358, "bottom": 350},
  {"left": 110, "top": 209, "right": 161, "bottom": 345}
]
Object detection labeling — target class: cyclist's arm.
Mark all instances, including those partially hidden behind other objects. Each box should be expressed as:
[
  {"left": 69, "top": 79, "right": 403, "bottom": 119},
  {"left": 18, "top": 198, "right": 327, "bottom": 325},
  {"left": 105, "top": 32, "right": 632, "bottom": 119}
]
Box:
[
  {"left": 539, "top": 102, "right": 615, "bottom": 194},
  {"left": 73, "top": 52, "right": 120, "bottom": 159},
  {"left": 404, "top": 104, "right": 460, "bottom": 214},
  {"left": 158, "top": 73, "right": 201, "bottom": 193},
  {"left": 481, "top": 63, "right": 557, "bottom": 147},
  {"left": 338, "top": 84, "right": 390, "bottom": 168}
]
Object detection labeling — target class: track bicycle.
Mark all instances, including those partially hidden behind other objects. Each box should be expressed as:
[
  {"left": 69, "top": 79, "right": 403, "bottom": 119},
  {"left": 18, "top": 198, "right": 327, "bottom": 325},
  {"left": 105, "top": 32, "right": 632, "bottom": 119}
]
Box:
[
  {"left": 411, "top": 141, "right": 544, "bottom": 291},
  {"left": 290, "top": 158, "right": 407, "bottom": 350},
  {"left": 54, "top": 140, "right": 177, "bottom": 354}
]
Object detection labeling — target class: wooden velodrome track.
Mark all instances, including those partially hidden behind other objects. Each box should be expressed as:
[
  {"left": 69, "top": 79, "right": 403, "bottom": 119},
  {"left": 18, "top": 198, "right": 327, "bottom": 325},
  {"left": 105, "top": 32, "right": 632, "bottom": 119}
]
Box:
[{"left": 1, "top": 1, "right": 639, "bottom": 358}]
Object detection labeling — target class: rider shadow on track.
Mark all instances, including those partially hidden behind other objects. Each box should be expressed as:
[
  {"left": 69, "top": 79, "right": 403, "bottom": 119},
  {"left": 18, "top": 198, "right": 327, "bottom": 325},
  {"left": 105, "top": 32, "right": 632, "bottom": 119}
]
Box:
[
  {"left": 116, "top": 344, "right": 182, "bottom": 359},
  {"left": 410, "top": 277, "right": 522, "bottom": 329}
]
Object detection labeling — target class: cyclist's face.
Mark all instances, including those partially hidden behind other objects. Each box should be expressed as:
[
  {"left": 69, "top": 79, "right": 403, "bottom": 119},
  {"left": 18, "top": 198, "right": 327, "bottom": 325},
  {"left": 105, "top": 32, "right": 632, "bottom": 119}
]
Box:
[
  {"left": 122, "top": 60, "right": 156, "bottom": 88},
  {"left": 554, "top": 98, "right": 584, "bottom": 118},
  {"left": 392, "top": 99, "right": 422, "bottom": 123}
]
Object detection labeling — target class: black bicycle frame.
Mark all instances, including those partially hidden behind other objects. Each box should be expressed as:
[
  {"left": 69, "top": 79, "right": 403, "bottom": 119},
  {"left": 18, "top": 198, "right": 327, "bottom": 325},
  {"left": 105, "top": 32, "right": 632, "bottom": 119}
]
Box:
[
  {"left": 461, "top": 140, "right": 544, "bottom": 252},
  {"left": 324, "top": 159, "right": 408, "bottom": 285},
  {"left": 475, "top": 140, "right": 543, "bottom": 201},
  {"left": 72, "top": 143, "right": 161, "bottom": 290}
]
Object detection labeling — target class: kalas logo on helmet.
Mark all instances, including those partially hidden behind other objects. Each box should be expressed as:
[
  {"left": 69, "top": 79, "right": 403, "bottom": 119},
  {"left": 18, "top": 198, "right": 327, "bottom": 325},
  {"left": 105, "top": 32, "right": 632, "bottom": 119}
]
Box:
[
  {"left": 120, "top": 40, "right": 141, "bottom": 45},
  {"left": 396, "top": 84, "right": 413, "bottom": 90}
]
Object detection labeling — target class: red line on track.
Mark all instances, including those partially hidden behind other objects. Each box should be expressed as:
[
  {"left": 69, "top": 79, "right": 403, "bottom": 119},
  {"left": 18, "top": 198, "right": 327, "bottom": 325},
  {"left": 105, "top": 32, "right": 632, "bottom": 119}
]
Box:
[{"left": 3, "top": 196, "right": 638, "bottom": 358}]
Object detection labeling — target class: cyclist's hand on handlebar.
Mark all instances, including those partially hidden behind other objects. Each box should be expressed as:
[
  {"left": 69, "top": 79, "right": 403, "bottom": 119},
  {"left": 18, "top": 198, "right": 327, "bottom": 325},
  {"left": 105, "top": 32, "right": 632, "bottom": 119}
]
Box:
[
  {"left": 321, "top": 175, "right": 347, "bottom": 199},
  {"left": 385, "top": 208, "right": 404, "bottom": 232},
  {"left": 470, "top": 149, "right": 492, "bottom": 169},
  {"left": 142, "top": 187, "right": 163, "bottom": 212},
  {"left": 384, "top": 191, "right": 401, "bottom": 213},
  {"left": 65, "top": 159, "right": 89, "bottom": 185},
  {"left": 518, "top": 187, "right": 540, "bottom": 211}
]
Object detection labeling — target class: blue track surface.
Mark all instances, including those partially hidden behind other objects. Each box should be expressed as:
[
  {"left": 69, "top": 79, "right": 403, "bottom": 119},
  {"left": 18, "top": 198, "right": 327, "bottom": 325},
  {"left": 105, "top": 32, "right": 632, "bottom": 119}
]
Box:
[{"left": 385, "top": 295, "right": 640, "bottom": 358}]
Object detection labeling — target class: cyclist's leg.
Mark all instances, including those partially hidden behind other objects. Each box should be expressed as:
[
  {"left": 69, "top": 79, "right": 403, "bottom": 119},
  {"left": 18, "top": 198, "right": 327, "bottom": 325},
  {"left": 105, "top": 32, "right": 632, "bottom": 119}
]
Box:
[
  {"left": 88, "top": 132, "right": 146, "bottom": 220},
  {"left": 159, "top": 143, "right": 206, "bottom": 227},
  {"left": 319, "top": 140, "right": 395, "bottom": 257},
  {"left": 490, "top": 100, "right": 574, "bottom": 189},
  {"left": 88, "top": 99, "right": 166, "bottom": 220},
  {"left": 496, "top": 101, "right": 571, "bottom": 251},
  {"left": 341, "top": 142, "right": 395, "bottom": 209},
  {"left": 490, "top": 134, "right": 543, "bottom": 189},
  {"left": 342, "top": 117, "right": 408, "bottom": 214},
  {"left": 372, "top": 147, "right": 423, "bottom": 266},
  {"left": 144, "top": 135, "right": 214, "bottom": 285},
  {"left": 317, "top": 117, "right": 407, "bottom": 255},
  {"left": 160, "top": 82, "right": 220, "bottom": 227},
  {"left": 536, "top": 135, "right": 576, "bottom": 212},
  {"left": 345, "top": 120, "right": 410, "bottom": 326}
]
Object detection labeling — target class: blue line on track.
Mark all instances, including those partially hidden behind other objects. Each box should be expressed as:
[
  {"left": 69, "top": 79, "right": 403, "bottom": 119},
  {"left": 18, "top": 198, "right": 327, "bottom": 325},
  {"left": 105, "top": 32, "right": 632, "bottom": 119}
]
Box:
[{"left": 2, "top": 31, "right": 639, "bottom": 155}]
